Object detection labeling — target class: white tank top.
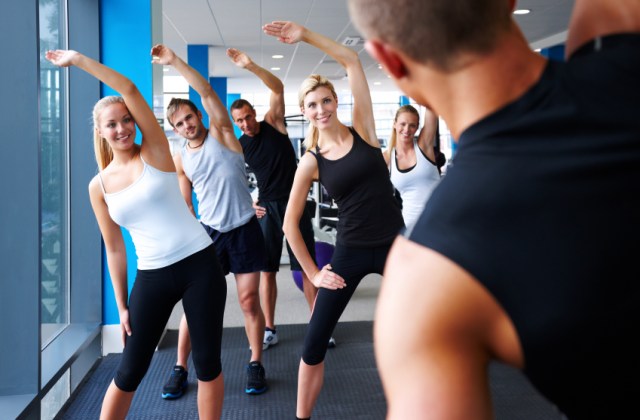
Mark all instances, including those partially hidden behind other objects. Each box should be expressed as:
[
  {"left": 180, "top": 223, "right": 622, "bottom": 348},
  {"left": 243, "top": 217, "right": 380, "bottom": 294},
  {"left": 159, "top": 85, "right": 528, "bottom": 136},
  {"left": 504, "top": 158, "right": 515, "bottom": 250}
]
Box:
[
  {"left": 180, "top": 133, "right": 254, "bottom": 232},
  {"left": 100, "top": 159, "right": 212, "bottom": 270},
  {"left": 390, "top": 141, "right": 441, "bottom": 229}
]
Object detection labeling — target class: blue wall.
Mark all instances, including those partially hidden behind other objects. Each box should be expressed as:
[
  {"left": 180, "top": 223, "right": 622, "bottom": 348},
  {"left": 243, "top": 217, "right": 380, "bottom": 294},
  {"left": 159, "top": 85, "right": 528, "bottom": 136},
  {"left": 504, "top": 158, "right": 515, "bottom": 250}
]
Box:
[{"left": 100, "top": 0, "right": 154, "bottom": 325}]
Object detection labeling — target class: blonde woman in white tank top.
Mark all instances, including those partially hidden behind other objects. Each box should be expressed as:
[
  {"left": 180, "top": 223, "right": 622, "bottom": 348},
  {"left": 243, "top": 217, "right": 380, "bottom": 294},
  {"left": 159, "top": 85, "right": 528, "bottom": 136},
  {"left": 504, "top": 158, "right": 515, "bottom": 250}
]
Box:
[
  {"left": 384, "top": 105, "right": 442, "bottom": 230},
  {"left": 45, "top": 50, "right": 225, "bottom": 420}
]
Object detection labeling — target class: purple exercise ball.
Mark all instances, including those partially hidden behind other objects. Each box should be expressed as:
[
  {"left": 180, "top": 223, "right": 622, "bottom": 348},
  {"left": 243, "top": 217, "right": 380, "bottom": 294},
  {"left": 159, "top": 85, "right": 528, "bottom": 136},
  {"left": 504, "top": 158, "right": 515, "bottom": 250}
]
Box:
[{"left": 292, "top": 242, "right": 334, "bottom": 292}]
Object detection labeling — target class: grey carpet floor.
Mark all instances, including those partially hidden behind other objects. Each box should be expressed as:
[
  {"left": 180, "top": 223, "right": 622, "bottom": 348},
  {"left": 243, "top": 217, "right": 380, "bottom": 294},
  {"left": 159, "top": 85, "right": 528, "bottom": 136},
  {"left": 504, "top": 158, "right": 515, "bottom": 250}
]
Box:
[{"left": 58, "top": 321, "right": 564, "bottom": 419}]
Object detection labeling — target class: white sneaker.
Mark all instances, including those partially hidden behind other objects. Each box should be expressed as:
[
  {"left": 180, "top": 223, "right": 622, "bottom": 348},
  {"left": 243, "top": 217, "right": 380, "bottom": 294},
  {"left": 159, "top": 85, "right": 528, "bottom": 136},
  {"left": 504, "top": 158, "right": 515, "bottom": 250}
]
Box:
[
  {"left": 328, "top": 337, "right": 336, "bottom": 348},
  {"left": 263, "top": 329, "right": 279, "bottom": 350}
]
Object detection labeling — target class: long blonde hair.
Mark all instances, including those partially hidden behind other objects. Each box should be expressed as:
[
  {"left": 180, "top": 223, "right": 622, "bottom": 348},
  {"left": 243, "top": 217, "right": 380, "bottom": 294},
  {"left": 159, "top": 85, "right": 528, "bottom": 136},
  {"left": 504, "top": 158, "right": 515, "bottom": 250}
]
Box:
[
  {"left": 92, "top": 96, "right": 125, "bottom": 170},
  {"left": 298, "top": 74, "right": 337, "bottom": 151},
  {"left": 388, "top": 105, "right": 419, "bottom": 152}
]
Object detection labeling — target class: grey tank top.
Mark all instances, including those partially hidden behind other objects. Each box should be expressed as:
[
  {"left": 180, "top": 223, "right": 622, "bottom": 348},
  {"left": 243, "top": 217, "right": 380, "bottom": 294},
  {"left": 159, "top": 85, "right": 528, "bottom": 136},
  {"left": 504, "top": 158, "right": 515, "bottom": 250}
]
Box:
[{"left": 180, "top": 133, "right": 254, "bottom": 232}]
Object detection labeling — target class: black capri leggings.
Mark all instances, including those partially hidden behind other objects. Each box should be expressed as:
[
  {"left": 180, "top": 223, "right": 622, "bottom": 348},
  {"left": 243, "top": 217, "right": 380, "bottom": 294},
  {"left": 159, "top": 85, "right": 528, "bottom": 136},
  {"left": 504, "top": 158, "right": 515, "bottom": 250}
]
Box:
[
  {"left": 302, "top": 243, "right": 391, "bottom": 365},
  {"left": 114, "top": 244, "right": 227, "bottom": 392}
]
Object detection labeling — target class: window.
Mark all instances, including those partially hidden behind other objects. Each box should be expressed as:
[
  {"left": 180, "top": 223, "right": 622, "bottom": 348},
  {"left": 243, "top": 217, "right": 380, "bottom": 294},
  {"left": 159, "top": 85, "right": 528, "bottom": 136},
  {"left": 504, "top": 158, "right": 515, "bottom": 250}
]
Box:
[{"left": 39, "top": 0, "right": 69, "bottom": 348}]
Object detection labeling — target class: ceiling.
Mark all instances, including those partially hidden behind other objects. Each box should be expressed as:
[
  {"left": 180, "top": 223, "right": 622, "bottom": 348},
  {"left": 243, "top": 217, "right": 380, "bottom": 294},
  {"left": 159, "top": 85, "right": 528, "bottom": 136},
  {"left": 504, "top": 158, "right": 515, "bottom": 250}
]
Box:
[{"left": 161, "top": 0, "right": 575, "bottom": 96}]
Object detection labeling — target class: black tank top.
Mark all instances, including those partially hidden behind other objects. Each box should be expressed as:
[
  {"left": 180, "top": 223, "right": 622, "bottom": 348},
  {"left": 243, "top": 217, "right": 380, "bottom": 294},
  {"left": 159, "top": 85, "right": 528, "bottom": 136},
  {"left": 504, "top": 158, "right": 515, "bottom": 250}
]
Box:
[
  {"left": 310, "top": 127, "right": 404, "bottom": 247},
  {"left": 239, "top": 121, "right": 297, "bottom": 202}
]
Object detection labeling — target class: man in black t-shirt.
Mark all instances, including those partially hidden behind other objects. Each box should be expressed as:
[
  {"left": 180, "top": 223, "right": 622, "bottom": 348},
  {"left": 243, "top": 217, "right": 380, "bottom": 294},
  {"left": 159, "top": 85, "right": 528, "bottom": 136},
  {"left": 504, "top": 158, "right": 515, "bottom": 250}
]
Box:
[
  {"left": 227, "top": 48, "right": 322, "bottom": 350},
  {"left": 349, "top": 0, "right": 640, "bottom": 419}
]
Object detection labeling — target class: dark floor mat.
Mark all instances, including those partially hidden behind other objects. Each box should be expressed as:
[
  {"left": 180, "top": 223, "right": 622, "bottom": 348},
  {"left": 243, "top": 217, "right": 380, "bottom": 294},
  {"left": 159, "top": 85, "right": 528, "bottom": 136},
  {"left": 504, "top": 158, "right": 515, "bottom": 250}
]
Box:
[{"left": 58, "top": 321, "right": 562, "bottom": 419}]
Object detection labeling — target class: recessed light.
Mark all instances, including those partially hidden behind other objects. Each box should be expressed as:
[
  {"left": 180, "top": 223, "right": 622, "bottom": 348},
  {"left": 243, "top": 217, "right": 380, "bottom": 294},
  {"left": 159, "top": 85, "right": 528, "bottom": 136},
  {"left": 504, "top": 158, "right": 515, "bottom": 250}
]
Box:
[
  {"left": 534, "top": 48, "right": 541, "bottom": 52},
  {"left": 163, "top": 68, "right": 169, "bottom": 72},
  {"left": 513, "top": 9, "right": 531, "bottom": 15},
  {"left": 272, "top": 54, "right": 284, "bottom": 59},
  {"left": 270, "top": 67, "right": 280, "bottom": 71},
  {"left": 373, "top": 81, "right": 381, "bottom": 85}
]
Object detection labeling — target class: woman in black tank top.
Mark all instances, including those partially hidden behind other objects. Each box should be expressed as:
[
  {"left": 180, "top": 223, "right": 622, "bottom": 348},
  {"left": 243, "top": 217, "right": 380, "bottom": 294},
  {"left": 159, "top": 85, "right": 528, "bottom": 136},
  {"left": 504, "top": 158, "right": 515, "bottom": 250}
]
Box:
[{"left": 264, "top": 21, "right": 404, "bottom": 419}]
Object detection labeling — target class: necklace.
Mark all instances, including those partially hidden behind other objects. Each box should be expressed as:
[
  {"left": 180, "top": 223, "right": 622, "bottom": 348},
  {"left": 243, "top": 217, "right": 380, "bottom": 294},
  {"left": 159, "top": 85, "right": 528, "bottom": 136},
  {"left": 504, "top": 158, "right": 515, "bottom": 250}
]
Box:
[{"left": 187, "top": 137, "right": 205, "bottom": 149}]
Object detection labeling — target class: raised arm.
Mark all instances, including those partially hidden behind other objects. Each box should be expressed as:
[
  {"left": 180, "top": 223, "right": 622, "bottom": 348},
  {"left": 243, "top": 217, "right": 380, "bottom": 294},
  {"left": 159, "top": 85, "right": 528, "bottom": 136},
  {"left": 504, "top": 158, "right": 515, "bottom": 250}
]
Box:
[
  {"left": 566, "top": 0, "right": 640, "bottom": 57},
  {"left": 151, "top": 44, "right": 241, "bottom": 153},
  {"left": 283, "top": 153, "right": 346, "bottom": 290},
  {"left": 226, "top": 48, "right": 287, "bottom": 134},
  {"left": 416, "top": 107, "right": 438, "bottom": 162},
  {"left": 377, "top": 237, "right": 524, "bottom": 419},
  {"left": 46, "top": 50, "right": 172, "bottom": 169},
  {"left": 263, "top": 21, "right": 378, "bottom": 147}
]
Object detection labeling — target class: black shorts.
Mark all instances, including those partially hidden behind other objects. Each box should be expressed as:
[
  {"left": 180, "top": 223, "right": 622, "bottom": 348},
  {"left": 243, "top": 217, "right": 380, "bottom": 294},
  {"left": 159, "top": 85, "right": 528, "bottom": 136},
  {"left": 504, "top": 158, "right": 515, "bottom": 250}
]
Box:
[
  {"left": 201, "top": 216, "right": 267, "bottom": 276},
  {"left": 258, "top": 199, "right": 315, "bottom": 272}
]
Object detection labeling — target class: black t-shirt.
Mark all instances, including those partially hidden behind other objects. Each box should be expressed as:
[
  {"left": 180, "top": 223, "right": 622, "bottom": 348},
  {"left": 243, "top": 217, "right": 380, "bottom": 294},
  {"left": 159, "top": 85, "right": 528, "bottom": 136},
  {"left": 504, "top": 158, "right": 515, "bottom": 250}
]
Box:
[
  {"left": 239, "top": 121, "right": 297, "bottom": 202},
  {"left": 409, "top": 34, "right": 640, "bottom": 419},
  {"left": 311, "top": 127, "right": 404, "bottom": 247}
]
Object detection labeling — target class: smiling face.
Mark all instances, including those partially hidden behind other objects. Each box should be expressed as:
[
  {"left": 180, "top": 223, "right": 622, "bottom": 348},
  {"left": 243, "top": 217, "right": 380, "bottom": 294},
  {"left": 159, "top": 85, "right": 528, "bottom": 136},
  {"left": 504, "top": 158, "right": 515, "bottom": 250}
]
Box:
[
  {"left": 301, "top": 86, "right": 338, "bottom": 129},
  {"left": 170, "top": 104, "right": 206, "bottom": 141},
  {"left": 393, "top": 111, "right": 419, "bottom": 144},
  {"left": 96, "top": 102, "right": 136, "bottom": 151}
]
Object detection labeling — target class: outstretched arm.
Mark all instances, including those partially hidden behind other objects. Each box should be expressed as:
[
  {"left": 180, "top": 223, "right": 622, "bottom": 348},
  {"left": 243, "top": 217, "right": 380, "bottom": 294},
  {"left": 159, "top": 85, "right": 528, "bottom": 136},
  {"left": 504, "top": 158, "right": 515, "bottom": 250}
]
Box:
[
  {"left": 263, "top": 21, "right": 378, "bottom": 147},
  {"left": 46, "top": 50, "right": 171, "bottom": 168},
  {"left": 566, "top": 0, "right": 640, "bottom": 57},
  {"left": 151, "top": 44, "right": 241, "bottom": 153},
  {"left": 226, "top": 48, "right": 287, "bottom": 134},
  {"left": 377, "top": 237, "right": 524, "bottom": 419}
]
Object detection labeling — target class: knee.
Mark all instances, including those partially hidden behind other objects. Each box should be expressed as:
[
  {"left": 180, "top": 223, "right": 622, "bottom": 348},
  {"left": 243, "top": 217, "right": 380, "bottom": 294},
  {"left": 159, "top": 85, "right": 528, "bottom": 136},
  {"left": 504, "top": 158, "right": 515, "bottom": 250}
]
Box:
[
  {"left": 114, "top": 365, "right": 146, "bottom": 393},
  {"left": 302, "top": 338, "right": 326, "bottom": 365},
  {"left": 192, "top": 354, "right": 223, "bottom": 382},
  {"left": 238, "top": 291, "right": 261, "bottom": 315}
]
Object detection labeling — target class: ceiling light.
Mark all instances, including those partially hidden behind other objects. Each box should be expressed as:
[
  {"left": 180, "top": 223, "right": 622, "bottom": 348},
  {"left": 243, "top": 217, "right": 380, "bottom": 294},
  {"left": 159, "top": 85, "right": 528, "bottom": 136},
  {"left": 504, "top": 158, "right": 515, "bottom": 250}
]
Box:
[
  {"left": 373, "top": 81, "right": 381, "bottom": 85},
  {"left": 163, "top": 68, "right": 169, "bottom": 72},
  {"left": 513, "top": 9, "right": 531, "bottom": 15},
  {"left": 270, "top": 67, "right": 280, "bottom": 71},
  {"left": 272, "top": 54, "right": 284, "bottom": 59}
]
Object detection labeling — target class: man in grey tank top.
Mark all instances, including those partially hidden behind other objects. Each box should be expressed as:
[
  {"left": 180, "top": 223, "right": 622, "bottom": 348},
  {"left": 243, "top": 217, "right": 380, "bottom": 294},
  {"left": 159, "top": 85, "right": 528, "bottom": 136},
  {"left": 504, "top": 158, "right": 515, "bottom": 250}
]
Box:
[{"left": 151, "top": 44, "right": 269, "bottom": 397}]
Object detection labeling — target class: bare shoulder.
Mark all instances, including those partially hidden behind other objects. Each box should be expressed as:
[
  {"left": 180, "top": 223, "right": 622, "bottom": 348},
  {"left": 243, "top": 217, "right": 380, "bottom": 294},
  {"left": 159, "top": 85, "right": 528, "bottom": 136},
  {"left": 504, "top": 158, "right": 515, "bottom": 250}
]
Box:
[{"left": 376, "top": 237, "right": 523, "bottom": 419}]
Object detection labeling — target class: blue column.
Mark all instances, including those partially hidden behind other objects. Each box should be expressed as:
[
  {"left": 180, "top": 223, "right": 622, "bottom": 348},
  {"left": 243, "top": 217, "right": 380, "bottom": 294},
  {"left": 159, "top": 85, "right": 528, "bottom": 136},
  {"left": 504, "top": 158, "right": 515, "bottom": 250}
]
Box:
[
  {"left": 100, "top": 0, "right": 156, "bottom": 326},
  {"left": 399, "top": 95, "right": 410, "bottom": 106},
  {"left": 187, "top": 44, "right": 210, "bottom": 128},
  {"left": 540, "top": 44, "right": 565, "bottom": 62},
  {"left": 227, "top": 92, "right": 242, "bottom": 138}
]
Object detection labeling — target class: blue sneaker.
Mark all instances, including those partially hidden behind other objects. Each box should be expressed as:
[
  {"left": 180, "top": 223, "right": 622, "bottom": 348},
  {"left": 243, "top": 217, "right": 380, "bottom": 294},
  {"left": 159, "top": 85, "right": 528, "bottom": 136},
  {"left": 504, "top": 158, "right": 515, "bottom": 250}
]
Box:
[
  {"left": 245, "top": 361, "right": 267, "bottom": 395},
  {"left": 162, "top": 365, "right": 188, "bottom": 399}
]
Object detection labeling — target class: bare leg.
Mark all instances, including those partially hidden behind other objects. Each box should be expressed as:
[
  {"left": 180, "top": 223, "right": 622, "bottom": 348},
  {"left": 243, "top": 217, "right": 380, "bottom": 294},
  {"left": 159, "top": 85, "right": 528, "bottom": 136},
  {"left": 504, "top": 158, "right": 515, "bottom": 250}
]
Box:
[
  {"left": 197, "top": 374, "right": 224, "bottom": 420},
  {"left": 176, "top": 314, "right": 192, "bottom": 368},
  {"left": 100, "top": 380, "right": 134, "bottom": 420},
  {"left": 301, "top": 271, "right": 318, "bottom": 312},
  {"left": 236, "top": 272, "right": 265, "bottom": 362},
  {"left": 296, "top": 360, "right": 325, "bottom": 419},
  {"left": 260, "top": 271, "right": 278, "bottom": 330}
]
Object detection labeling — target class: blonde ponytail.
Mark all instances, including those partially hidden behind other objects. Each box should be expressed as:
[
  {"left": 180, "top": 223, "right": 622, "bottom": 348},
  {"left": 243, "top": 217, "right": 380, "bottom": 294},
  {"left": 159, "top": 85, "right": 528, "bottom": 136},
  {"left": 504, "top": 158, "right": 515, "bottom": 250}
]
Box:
[{"left": 92, "top": 96, "right": 124, "bottom": 170}]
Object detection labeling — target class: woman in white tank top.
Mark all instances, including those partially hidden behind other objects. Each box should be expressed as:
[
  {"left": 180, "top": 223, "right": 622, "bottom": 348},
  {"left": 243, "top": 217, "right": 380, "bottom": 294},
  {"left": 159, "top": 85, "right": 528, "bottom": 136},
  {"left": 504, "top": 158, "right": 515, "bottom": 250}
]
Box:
[
  {"left": 384, "top": 105, "right": 443, "bottom": 230},
  {"left": 45, "top": 50, "right": 225, "bottom": 419}
]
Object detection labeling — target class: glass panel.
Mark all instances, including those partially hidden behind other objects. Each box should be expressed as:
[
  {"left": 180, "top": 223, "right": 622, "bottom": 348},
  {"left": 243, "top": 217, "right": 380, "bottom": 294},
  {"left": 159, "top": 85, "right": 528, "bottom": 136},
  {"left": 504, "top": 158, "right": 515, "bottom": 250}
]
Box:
[
  {"left": 41, "top": 369, "right": 70, "bottom": 420},
  {"left": 39, "top": 0, "right": 68, "bottom": 347}
]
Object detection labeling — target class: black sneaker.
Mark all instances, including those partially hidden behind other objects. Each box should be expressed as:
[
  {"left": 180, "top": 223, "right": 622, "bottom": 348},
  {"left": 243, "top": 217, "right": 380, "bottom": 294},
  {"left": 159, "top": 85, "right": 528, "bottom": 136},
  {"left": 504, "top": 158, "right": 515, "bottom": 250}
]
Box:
[
  {"left": 245, "top": 361, "right": 267, "bottom": 395},
  {"left": 162, "top": 365, "right": 188, "bottom": 399}
]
